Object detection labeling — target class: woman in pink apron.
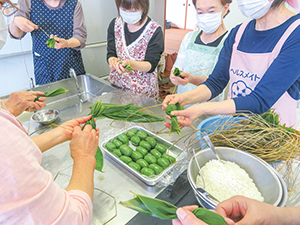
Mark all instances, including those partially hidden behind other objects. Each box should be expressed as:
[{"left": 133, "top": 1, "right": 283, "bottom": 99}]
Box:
[
  {"left": 107, "top": 0, "right": 164, "bottom": 100},
  {"left": 163, "top": 0, "right": 300, "bottom": 129}
]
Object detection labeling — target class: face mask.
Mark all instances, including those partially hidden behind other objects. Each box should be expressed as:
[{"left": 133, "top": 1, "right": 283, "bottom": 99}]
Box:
[
  {"left": 119, "top": 8, "right": 142, "bottom": 25},
  {"left": 237, "top": 0, "right": 273, "bottom": 19},
  {"left": 0, "top": 14, "right": 7, "bottom": 50},
  {"left": 196, "top": 11, "right": 222, "bottom": 34}
]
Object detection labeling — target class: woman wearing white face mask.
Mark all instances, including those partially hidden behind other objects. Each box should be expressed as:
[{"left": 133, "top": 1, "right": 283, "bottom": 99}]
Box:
[
  {"left": 107, "top": 0, "right": 164, "bottom": 100},
  {"left": 170, "top": 0, "right": 231, "bottom": 102},
  {"left": 163, "top": 0, "right": 300, "bottom": 130}
]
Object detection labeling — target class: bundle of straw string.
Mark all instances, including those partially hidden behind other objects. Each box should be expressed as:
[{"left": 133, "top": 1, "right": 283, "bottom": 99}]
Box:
[{"left": 206, "top": 113, "right": 300, "bottom": 164}]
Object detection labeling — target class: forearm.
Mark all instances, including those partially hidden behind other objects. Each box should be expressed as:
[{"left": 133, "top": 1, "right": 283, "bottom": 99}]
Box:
[
  {"left": 196, "top": 99, "right": 236, "bottom": 116},
  {"left": 66, "top": 37, "right": 81, "bottom": 48},
  {"left": 31, "top": 127, "right": 68, "bottom": 153},
  {"left": 66, "top": 156, "right": 96, "bottom": 201},
  {"left": 184, "top": 84, "right": 212, "bottom": 105},
  {"left": 189, "top": 75, "right": 208, "bottom": 86},
  {"left": 129, "top": 60, "right": 152, "bottom": 73},
  {"left": 277, "top": 207, "right": 300, "bottom": 225},
  {"left": 9, "top": 18, "right": 26, "bottom": 39}
]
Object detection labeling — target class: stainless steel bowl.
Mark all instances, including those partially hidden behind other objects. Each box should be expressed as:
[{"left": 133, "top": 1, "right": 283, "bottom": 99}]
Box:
[
  {"left": 187, "top": 147, "right": 287, "bottom": 209},
  {"left": 31, "top": 109, "right": 59, "bottom": 125}
]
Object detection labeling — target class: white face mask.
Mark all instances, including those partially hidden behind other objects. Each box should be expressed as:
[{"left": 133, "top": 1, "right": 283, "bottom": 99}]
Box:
[
  {"left": 196, "top": 11, "right": 222, "bottom": 34},
  {"left": 237, "top": 0, "right": 273, "bottom": 19},
  {"left": 119, "top": 8, "right": 142, "bottom": 25},
  {"left": 0, "top": 14, "right": 7, "bottom": 50}
]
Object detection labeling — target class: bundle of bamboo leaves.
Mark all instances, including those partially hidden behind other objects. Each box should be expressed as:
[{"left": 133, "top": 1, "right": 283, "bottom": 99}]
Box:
[
  {"left": 206, "top": 110, "right": 300, "bottom": 163},
  {"left": 120, "top": 192, "right": 227, "bottom": 224}
]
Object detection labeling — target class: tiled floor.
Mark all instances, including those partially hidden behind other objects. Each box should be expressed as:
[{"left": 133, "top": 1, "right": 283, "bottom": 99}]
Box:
[{"left": 164, "top": 28, "right": 191, "bottom": 54}]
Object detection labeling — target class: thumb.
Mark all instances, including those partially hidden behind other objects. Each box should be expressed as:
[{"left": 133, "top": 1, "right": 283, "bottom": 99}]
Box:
[
  {"left": 171, "top": 110, "right": 184, "bottom": 117},
  {"left": 176, "top": 208, "right": 207, "bottom": 225}
]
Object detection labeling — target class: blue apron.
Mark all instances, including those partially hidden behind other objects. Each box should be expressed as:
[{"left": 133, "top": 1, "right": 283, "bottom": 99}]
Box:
[{"left": 31, "top": 0, "right": 85, "bottom": 85}]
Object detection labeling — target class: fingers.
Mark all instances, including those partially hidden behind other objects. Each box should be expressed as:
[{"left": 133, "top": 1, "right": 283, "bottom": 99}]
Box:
[
  {"left": 181, "top": 205, "right": 199, "bottom": 211},
  {"left": 164, "top": 122, "right": 171, "bottom": 129},
  {"left": 74, "top": 115, "right": 93, "bottom": 125},
  {"left": 176, "top": 208, "right": 207, "bottom": 225}
]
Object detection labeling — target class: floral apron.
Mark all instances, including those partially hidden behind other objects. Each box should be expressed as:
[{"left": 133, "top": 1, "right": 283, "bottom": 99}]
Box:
[
  {"left": 31, "top": 0, "right": 85, "bottom": 85},
  {"left": 109, "top": 17, "right": 160, "bottom": 100},
  {"left": 228, "top": 20, "right": 300, "bottom": 128}
]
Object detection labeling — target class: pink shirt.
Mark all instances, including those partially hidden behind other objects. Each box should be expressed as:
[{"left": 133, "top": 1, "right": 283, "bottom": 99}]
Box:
[{"left": 0, "top": 108, "right": 93, "bottom": 224}]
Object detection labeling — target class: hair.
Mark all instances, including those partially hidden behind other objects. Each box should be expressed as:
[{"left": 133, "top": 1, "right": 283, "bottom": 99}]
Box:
[
  {"left": 115, "top": 0, "right": 149, "bottom": 24},
  {"left": 192, "top": 0, "right": 232, "bottom": 17},
  {"left": 271, "top": 0, "right": 286, "bottom": 8}
]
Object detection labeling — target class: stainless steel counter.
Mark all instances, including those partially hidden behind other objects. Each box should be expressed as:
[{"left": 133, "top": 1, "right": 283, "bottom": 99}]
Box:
[{"left": 17, "top": 75, "right": 201, "bottom": 225}]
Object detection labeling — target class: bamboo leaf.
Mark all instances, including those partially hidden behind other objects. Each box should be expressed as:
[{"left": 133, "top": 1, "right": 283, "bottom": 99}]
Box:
[
  {"left": 95, "top": 146, "right": 104, "bottom": 172},
  {"left": 34, "top": 88, "right": 68, "bottom": 102},
  {"left": 173, "top": 67, "right": 184, "bottom": 79},
  {"left": 165, "top": 103, "right": 183, "bottom": 136},
  {"left": 120, "top": 197, "right": 155, "bottom": 217},
  {"left": 46, "top": 38, "right": 56, "bottom": 48},
  {"left": 192, "top": 208, "right": 227, "bottom": 225}
]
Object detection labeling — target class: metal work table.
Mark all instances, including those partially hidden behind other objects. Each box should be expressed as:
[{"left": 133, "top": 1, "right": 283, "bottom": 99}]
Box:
[{"left": 11, "top": 74, "right": 300, "bottom": 224}]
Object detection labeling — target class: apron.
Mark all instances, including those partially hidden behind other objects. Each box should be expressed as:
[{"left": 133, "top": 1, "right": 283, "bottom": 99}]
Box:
[
  {"left": 178, "top": 30, "right": 227, "bottom": 102},
  {"left": 109, "top": 17, "right": 160, "bottom": 100},
  {"left": 31, "top": 0, "right": 85, "bottom": 85},
  {"left": 228, "top": 20, "right": 300, "bottom": 128}
]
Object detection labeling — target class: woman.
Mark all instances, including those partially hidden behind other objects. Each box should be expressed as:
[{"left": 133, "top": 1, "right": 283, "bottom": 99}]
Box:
[
  {"left": 107, "top": 0, "right": 164, "bottom": 100},
  {"left": 8, "top": 0, "right": 86, "bottom": 85},
  {"left": 163, "top": 0, "right": 300, "bottom": 129},
  {"left": 170, "top": 0, "right": 231, "bottom": 102}
]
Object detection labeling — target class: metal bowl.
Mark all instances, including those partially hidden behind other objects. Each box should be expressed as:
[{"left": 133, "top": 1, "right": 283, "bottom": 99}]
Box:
[
  {"left": 31, "top": 109, "right": 59, "bottom": 125},
  {"left": 187, "top": 147, "right": 287, "bottom": 209}
]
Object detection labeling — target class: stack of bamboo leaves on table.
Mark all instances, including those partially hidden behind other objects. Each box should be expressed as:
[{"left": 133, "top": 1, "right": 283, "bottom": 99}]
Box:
[
  {"left": 83, "top": 100, "right": 165, "bottom": 172},
  {"left": 205, "top": 109, "right": 300, "bottom": 164}
]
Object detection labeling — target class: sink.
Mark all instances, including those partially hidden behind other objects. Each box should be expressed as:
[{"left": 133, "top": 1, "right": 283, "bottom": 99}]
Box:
[{"left": 1, "top": 74, "right": 115, "bottom": 123}]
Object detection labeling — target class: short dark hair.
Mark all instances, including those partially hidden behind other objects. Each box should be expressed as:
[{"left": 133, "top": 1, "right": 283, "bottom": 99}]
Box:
[
  {"left": 115, "top": 0, "right": 149, "bottom": 24},
  {"left": 271, "top": 0, "right": 286, "bottom": 8},
  {"left": 192, "top": 0, "right": 232, "bottom": 17}
]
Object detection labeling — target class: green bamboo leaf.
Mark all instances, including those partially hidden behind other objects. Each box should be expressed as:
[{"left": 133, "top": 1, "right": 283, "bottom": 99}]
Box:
[
  {"left": 165, "top": 103, "right": 183, "bottom": 136},
  {"left": 95, "top": 146, "right": 104, "bottom": 172},
  {"left": 133, "top": 193, "right": 178, "bottom": 220},
  {"left": 173, "top": 67, "right": 184, "bottom": 79},
  {"left": 192, "top": 208, "right": 227, "bottom": 225},
  {"left": 34, "top": 88, "right": 68, "bottom": 102},
  {"left": 120, "top": 197, "right": 154, "bottom": 217},
  {"left": 101, "top": 103, "right": 133, "bottom": 114},
  {"left": 119, "top": 62, "right": 134, "bottom": 71},
  {"left": 46, "top": 38, "right": 56, "bottom": 48},
  {"left": 90, "top": 100, "right": 103, "bottom": 117}
]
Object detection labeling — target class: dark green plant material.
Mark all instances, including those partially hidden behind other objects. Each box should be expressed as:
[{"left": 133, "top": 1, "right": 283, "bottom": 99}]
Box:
[
  {"left": 120, "top": 192, "right": 227, "bottom": 224},
  {"left": 252, "top": 109, "right": 295, "bottom": 133},
  {"left": 46, "top": 38, "right": 56, "bottom": 48},
  {"left": 89, "top": 102, "right": 164, "bottom": 123},
  {"left": 34, "top": 88, "right": 68, "bottom": 102},
  {"left": 173, "top": 67, "right": 184, "bottom": 79},
  {"left": 165, "top": 103, "right": 183, "bottom": 136},
  {"left": 119, "top": 62, "right": 134, "bottom": 72}
]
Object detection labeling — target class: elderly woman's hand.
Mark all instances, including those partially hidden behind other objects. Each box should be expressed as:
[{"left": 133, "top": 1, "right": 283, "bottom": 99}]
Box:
[
  {"left": 4, "top": 91, "right": 46, "bottom": 116},
  {"left": 13, "top": 16, "right": 38, "bottom": 33},
  {"left": 170, "top": 69, "right": 190, "bottom": 86}
]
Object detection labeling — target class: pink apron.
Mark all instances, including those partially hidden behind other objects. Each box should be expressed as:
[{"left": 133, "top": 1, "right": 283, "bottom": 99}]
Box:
[
  {"left": 228, "top": 20, "right": 300, "bottom": 128},
  {"left": 109, "top": 17, "right": 160, "bottom": 100}
]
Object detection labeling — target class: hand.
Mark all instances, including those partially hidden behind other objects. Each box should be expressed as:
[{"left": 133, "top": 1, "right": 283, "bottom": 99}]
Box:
[
  {"left": 108, "top": 57, "right": 122, "bottom": 74},
  {"left": 59, "top": 115, "right": 99, "bottom": 141},
  {"left": 4, "top": 91, "right": 46, "bottom": 116},
  {"left": 164, "top": 104, "right": 201, "bottom": 128},
  {"left": 172, "top": 206, "right": 207, "bottom": 225},
  {"left": 13, "top": 17, "right": 38, "bottom": 33},
  {"left": 162, "top": 93, "right": 188, "bottom": 111},
  {"left": 120, "top": 59, "right": 133, "bottom": 72},
  {"left": 69, "top": 122, "right": 99, "bottom": 161},
  {"left": 52, "top": 35, "right": 68, "bottom": 49},
  {"left": 215, "top": 196, "right": 279, "bottom": 225},
  {"left": 170, "top": 69, "right": 190, "bottom": 86}
]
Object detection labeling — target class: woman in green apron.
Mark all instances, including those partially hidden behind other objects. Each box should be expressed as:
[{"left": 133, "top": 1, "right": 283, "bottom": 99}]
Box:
[{"left": 170, "top": 0, "right": 231, "bottom": 102}]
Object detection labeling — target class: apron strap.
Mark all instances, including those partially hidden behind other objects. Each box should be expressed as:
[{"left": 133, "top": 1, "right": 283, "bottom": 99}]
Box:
[
  {"left": 233, "top": 21, "right": 250, "bottom": 48},
  {"left": 272, "top": 19, "right": 300, "bottom": 55}
]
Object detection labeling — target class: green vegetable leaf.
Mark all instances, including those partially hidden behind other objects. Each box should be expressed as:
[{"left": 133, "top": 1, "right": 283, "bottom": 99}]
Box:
[
  {"left": 95, "top": 146, "right": 104, "bottom": 172},
  {"left": 192, "top": 208, "right": 227, "bottom": 225},
  {"left": 165, "top": 103, "right": 183, "bottom": 136},
  {"left": 119, "top": 62, "right": 134, "bottom": 72},
  {"left": 46, "top": 38, "right": 56, "bottom": 48},
  {"left": 173, "top": 67, "right": 184, "bottom": 79},
  {"left": 34, "top": 88, "right": 68, "bottom": 102}
]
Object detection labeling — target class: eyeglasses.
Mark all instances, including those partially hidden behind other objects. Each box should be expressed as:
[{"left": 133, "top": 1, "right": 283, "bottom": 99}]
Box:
[{"left": 1, "top": 0, "right": 19, "bottom": 17}]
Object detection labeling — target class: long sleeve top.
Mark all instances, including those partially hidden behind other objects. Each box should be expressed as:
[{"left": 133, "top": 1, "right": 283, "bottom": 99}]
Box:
[
  {"left": 204, "top": 14, "right": 300, "bottom": 114},
  {"left": 106, "top": 17, "right": 164, "bottom": 73},
  {"left": 14, "top": 0, "right": 87, "bottom": 49},
  {"left": 0, "top": 107, "right": 93, "bottom": 224}
]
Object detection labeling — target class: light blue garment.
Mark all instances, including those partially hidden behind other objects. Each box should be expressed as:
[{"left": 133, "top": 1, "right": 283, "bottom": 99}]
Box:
[{"left": 177, "top": 31, "right": 227, "bottom": 103}]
